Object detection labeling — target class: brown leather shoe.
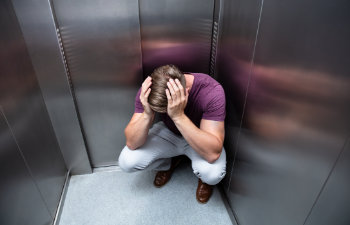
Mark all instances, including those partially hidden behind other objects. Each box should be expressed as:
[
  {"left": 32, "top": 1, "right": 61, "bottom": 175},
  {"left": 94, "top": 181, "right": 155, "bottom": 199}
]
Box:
[
  {"left": 196, "top": 179, "right": 213, "bottom": 204},
  {"left": 153, "top": 155, "right": 184, "bottom": 188}
]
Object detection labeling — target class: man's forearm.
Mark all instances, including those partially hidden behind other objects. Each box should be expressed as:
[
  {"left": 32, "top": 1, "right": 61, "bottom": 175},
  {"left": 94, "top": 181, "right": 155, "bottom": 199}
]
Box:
[
  {"left": 124, "top": 112, "right": 154, "bottom": 150},
  {"left": 173, "top": 115, "right": 222, "bottom": 163}
]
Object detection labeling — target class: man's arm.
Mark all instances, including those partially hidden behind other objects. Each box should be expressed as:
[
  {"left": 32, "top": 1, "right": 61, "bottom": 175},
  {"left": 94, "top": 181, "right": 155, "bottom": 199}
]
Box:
[
  {"left": 124, "top": 112, "right": 154, "bottom": 150},
  {"left": 173, "top": 116, "right": 224, "bottom": 163},
  {"left": 166, "top": 78, "right": 225, "bottom": 163},
  {"left": 124, "top": 76, "right": 155, "bottom": 150}
]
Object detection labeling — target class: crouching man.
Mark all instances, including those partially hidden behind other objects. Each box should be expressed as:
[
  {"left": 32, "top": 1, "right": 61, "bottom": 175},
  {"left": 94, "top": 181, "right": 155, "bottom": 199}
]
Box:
[{"left": 118, "top": 65, "right": 227, "bottom": 204}]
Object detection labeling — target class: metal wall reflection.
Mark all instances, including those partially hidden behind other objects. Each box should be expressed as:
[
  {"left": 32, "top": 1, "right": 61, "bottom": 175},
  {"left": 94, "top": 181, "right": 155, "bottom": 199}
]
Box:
[
  {"left": 52, "top": 0, "right": 143, "bottom": 167},
  {"left": 11, "top": 0, "right": 92, "bottom": 174},
  {"left": 140, "top": 0, "right": 214, "bottom": 76},
  {"left": 218, "top": 0, "right": 350, "bottom": 224},
  {"left": 0, "top": 0, "right": 67, "bottom": 222},
  {"left": 216, "top": 0, "right": 263, "bottom": 190},
  {"left": 3, "top": 0, "right": 349, "bottom": 223}
]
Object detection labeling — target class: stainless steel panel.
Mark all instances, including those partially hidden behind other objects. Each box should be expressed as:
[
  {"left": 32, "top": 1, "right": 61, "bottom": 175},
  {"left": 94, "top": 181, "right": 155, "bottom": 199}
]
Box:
[
  {"left": 0, "top": 109, "right": 52, "bottom": 225},
  {"left": 305, "top": 137, "right": 350, "bottom": 225},
  {"left": 230, "top": 130, "right": 345, "bottom": 225},
  {"left": 1, "top": 0, "right": 67, "bottom": 217},
  {"left": 219, "top": 0, "right": 350, "bottom": 225},
  {"left": 11, "top": 0, "right": 92, "bottom": 174},
  {"left": 1, "top": 100, "right": 67, "bottom": 218},
  {"left": 52, "top": 0, "right": 143, "bottom": 167},
  {"left": 140, "top": 0, "right": 214, "bottom": 76},
  {"left": 216, "top": 0, "right": 263, "bottom": 190}
]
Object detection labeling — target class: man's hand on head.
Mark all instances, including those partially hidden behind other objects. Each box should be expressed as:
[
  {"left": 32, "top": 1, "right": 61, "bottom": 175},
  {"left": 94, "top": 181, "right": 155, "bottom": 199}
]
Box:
[
  {"left": 140, "top": 76, "right": 154, "bottom": 118},
  {"left": 165, "top": 78, "right": 189, "bottom": 121}
]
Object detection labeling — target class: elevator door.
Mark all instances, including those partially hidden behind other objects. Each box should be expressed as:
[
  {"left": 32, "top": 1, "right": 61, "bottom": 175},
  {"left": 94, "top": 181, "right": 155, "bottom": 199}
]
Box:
[{"left": 52, "top": 0, "right": 215, "bottom": 167}]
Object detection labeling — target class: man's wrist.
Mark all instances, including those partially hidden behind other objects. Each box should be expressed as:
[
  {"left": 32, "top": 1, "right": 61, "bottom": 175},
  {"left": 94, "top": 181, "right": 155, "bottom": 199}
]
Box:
[
  {"left": 142, "top": 111, "right": 154, "bottom": 120},
  {"left": 172, "top": 113, "right": 187, "bottom": 124}
]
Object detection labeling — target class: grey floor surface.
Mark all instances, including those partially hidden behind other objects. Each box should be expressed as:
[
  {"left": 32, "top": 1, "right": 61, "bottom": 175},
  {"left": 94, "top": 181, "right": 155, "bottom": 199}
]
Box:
[{"left": 58, "top": 161, "right": 233, "bottom": 225}]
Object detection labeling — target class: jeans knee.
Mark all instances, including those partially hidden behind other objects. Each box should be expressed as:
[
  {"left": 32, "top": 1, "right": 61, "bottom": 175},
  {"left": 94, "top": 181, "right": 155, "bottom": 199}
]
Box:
[
  {"left": 118, "top": 147, "right": 141, "bottom": 173},
  {"left": 194, "top": 167, "right": 226, "bottom": 185}
]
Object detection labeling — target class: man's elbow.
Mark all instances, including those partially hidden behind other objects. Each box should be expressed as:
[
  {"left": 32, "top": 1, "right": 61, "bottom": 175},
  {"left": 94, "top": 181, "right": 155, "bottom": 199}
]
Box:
[
  {"left": 207, "top": 145, "right": 223, "bottom": 163},
  {"left": 125, "top": 128, "right": 137, "bottom": 150},
  {"left": 126, "top": 142, "right": 137, "bottom": 150},
  {"left": 207, "top": 152, "right": 221, "bottom": 164}
]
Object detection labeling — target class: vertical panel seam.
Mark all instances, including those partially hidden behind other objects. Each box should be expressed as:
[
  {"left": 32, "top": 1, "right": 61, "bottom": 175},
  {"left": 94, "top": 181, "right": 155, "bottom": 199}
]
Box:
[
  {"left": 302, "top": 136, "right": 350, "bottom": 225},
  {"left": 48, "top": 0, "right": 93, "bottom": 168},
  {"left": 227, "top": 0, "right": 265, "bottom": 192},
  {"left": 214, "top": 1, "right": 240, "bottom": 224},
  {"left": 213, "top": 0, "right": 224, "bottom": 79},
  {"left": 0, "top": 106, "right": 53, "bottom": 219},
  {"left": 209, "top": 0, "right": 218, "bottom": 76},
  {"left": 138, "top": 0, "right": 145, "bottom": 79}
]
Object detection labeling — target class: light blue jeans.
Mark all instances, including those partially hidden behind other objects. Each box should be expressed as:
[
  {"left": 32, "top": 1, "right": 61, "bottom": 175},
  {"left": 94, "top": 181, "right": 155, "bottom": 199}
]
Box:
[{"left": 118, "top": 121, "right": 226, "bottom": 185}]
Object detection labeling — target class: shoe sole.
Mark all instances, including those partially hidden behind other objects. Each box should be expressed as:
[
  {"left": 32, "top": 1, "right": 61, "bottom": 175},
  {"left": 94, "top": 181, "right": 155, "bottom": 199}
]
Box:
[{"left": 196, "top": 198, "right": 209, "bottom": 204}]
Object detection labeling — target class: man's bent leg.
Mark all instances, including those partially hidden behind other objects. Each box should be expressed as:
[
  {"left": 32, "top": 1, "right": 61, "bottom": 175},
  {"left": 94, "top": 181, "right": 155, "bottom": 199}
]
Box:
[
  {"left": 185, "top": 145, "right": 227, "bottom": 185},
  {"left": 118, "top": 122, "right": 183, "bottom": 173},
  {"left": 118, "top": 145, "right": 172, "bottom": 172}
]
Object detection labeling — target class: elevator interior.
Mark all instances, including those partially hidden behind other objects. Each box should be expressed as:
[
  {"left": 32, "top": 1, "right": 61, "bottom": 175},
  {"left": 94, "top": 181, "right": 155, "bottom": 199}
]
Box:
[{"left": 1, "top": 0, "right": 349, "bottom": 224}]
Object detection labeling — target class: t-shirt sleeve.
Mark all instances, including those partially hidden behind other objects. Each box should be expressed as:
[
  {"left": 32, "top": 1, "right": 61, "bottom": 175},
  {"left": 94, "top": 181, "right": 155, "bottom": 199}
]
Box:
[
  {"left": 134, "top": 87, "right": 144, "bottom": 113},
  {"left": 202, "top": 85, "right": 226, "bottom": 121}
]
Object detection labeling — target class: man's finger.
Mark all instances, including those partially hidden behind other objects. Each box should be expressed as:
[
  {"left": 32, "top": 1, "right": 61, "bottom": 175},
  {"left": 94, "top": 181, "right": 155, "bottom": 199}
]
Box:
[
  {"left": 145, "top": 76, "right": 152, "bottom": 83},
  {"left": 175, "top": 79, "right": 185, "bottom": 100},
  {"left": 145, "top": 88, "right": 151, "bottom": 98},
  {"left": 165, "top": 89, "right": 172, "bottom": 104},
  {"left": 146, "top": 80, "right": 152, "bottom": 89},
  {"left": 142, "top": 78, "right": 152, "bottom": 94},
  {"left": 169, "top": 79, "right": 179, "bottom": 93},
  {"left": 167, "top": 80, "right": 177, "bottom": 99},
  {"left": 142, "top": 76, "right": 151, "bottom": 86}
]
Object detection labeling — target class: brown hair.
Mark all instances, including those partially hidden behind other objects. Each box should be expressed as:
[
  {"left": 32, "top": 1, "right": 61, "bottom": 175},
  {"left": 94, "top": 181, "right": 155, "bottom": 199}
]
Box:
[{"left": 148, "top": 65, "right": 186, "bottom": 113}]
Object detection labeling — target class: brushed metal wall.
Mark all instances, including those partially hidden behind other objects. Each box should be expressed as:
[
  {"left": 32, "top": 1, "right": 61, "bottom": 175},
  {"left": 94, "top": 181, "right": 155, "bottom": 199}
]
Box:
[
  {"left": 217, "top": 0, "right": 350, "bottom": 225},
  {"left": 0, "top": 109, "right": 51, "bottom": 225},
  {"left": 0, "top": 0, "right": 67, "bottom": 223},
  {"left": 140, "top": 0, "right": 214, "bottom": 76},
  {"left": 51, "top": 0, "right": 215, "bottom": 167},
  {"left": 305, "top": 137, "right": 350, "bottom": 225},
  {"left": 216, "top": 0, "right": 263, "bottom": 190},
  {"left": 11, "top": 0, "right": 92, "bottom": 174},
  {"left": 51, "top": 0, "right": 143, "bottom": 167}
]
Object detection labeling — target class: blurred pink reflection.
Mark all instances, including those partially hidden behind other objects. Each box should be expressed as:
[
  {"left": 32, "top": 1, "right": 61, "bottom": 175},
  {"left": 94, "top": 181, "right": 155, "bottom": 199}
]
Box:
[{"left": 246, "top": 63, "right": 350, "bottom": 141}]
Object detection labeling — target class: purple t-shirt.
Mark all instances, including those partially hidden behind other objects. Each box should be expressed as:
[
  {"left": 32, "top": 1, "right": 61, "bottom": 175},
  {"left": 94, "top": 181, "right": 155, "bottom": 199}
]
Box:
[{"left": 134, "top": 72, "right": 226, "bottom": 135}]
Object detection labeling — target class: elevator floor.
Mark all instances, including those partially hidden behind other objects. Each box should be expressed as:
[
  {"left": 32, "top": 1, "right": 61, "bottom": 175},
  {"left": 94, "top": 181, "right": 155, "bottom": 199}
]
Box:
[{"left": 58, "top": 161, "right": 234, "bottom": 225}]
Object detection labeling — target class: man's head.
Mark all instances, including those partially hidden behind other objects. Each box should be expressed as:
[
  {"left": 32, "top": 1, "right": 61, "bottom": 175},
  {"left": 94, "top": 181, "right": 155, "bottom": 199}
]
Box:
[{"left": 148, "top": 65, "right": 186, "bottom": 113}]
